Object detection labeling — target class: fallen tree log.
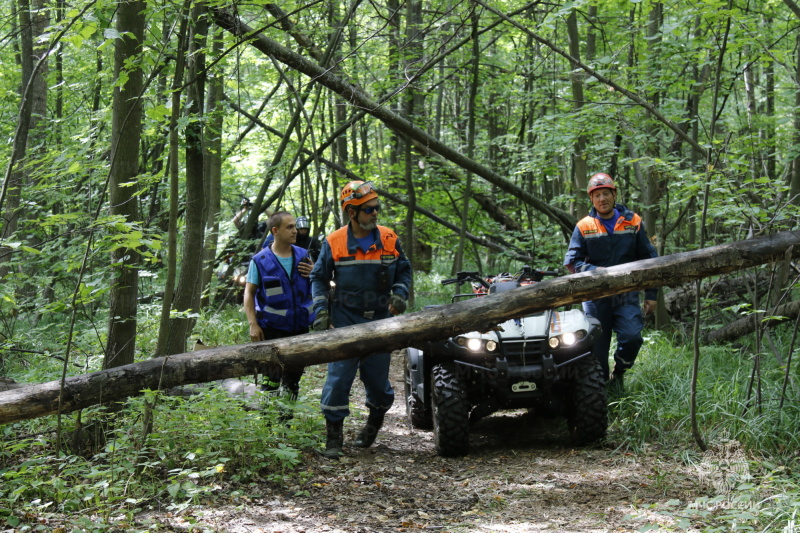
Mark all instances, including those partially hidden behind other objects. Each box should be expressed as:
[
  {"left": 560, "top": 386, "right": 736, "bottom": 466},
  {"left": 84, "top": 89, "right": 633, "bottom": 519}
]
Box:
[
  {"left": 705, "top": 299, "right": 800, "bottom": 344},
  {"left": 1, "top": 230, "right": 798, "bottom": 425},
  {"left": 665, "top": 273, "right": 761, "bottom": 321}
]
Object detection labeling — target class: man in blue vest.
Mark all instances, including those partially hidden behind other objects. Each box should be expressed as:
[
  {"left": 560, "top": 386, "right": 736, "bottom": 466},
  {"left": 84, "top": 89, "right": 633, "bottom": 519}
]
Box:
[
  {"left": 563, "top": 173, "right": 658, "bottom": 397},
  {"left": 310, "top": 180, "right": 412, "bottom": 458},
  {"left": 244, "top": 211, "right": 315, "bottom": 401}
]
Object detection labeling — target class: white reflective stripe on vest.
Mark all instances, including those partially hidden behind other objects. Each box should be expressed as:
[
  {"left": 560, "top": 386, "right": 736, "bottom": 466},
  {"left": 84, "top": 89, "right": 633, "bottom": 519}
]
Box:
[
  {"left": 265, "top": 286, "right": 284, "bottom": 297},
  {"left": 264, "top": 306, "right": 288, "bottom": 316}
]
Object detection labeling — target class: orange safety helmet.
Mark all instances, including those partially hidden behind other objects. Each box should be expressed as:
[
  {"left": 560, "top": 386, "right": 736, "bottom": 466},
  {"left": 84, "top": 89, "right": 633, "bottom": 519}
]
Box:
[
  {"left": 340, "top": 180, "right": 378, "bottom": 210},
  {"left": 587, "top": 173, "right": 616, "bottom": 195}
]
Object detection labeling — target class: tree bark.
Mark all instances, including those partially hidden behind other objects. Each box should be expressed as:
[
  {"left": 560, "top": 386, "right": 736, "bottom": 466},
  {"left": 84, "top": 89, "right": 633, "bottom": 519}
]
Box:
[
  {"left": 163, "top": 3, "right": 209, "bottom": 356},
  {"left": 155, "top": 0, "right": 192, "bottom": 357},
  {"left": 105, "top": 0, "right": 145, "bottom": 368},
  {"left": 2, "top": 230, "right": 799, "bottom": 425},
  {"left": 705, "top": 300, "right": 800, "bottom": 344},
  {"left": 454, "top": 6, "right": 479, "bottom": 275},
  {"left": 565, "top": 8, "right": 588, "bottom": 208},
  {"left": 200, "top": 29, "right": 224, "bottom": 308},
  {"left": 0, "top": 0, "right": 48, "bottom": 273},
  {"left": 792, "top": 33, "right": 800, "bottom": 203}
]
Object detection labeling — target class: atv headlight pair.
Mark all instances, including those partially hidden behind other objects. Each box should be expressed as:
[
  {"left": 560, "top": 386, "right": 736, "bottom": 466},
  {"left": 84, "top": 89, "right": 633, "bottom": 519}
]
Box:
[
  {"left": 548, "top": 329, "right": 586, "bottom": 349},
  {"left": 456, "top": 336, "right": 497, "bottom": 352}
]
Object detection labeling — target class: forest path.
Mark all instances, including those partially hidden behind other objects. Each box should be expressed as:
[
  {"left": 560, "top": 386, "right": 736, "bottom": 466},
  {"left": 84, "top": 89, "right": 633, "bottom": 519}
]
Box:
[{"left": 139, "top": 353, "right": 703, "bottom": 532}]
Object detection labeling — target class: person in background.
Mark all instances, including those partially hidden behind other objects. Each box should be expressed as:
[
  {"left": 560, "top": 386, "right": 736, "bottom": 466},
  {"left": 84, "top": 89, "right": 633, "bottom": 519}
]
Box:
[
  {"left": 563, "top": 173, "right": 658, "bottom": 398},
  {"left": 310, "top": 180, "right": 412, "bottom": 458},
  {"left": 233, "top": 198, "right": 270, "bottom": 251},
  {"left": 262, "top": 214, "right": 321, "bottom": 261},
  {"left": 244, "top": 211, "right": 315, "bottom": 403},
  {"left": 294, "top": 215, "right": 322, "bottom": 261}
]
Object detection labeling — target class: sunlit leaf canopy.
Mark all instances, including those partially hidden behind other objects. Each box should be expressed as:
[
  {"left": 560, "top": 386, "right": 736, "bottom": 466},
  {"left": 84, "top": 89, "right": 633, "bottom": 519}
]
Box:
[{"left": 0, "top": 0, "right": 798, "bottom": 358}]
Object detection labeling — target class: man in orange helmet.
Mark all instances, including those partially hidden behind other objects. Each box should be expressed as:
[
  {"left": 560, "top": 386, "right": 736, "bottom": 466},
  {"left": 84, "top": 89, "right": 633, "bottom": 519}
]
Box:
[
  {"left": 310, "top": 180, "right": 413, "bottom": 458},
  {"left": 563, "top": 173, "right": 658, "bottom": 397}
]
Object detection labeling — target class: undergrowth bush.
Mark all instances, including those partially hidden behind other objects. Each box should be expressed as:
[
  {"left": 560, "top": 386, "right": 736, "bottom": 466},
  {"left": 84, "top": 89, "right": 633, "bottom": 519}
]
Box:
[
  {"left": 0, "top": 386, "right": 322, "bottom": 531},
  {"left": 0, "top": 305, "right": 322, "bottom": 531},
  {"left": 609, "top": 329, "right": 800, "bottom": 532}
]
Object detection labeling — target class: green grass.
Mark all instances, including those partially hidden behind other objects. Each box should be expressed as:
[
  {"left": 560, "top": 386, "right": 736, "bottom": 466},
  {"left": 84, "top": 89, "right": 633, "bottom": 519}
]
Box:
[{"left": 607, "top": 329, "right": 800, "bottom": 532}]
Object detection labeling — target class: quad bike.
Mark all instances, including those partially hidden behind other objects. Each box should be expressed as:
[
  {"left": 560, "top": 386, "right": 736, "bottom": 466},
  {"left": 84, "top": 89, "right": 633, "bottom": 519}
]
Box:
[{"left": 404, "top": 267, "right": 607, "bottom": 457}]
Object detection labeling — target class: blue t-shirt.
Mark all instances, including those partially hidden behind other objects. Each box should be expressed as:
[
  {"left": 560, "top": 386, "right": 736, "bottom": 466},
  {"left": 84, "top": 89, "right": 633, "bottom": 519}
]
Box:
[
  {"left": 355, "top": 235, "right": 375, "bottom": 252},
  {"left": 599, "top": 208, "right": 620, "bottom": 235},
  {"left": 247, "top": 254, "right": 293, "bottom": 284}
]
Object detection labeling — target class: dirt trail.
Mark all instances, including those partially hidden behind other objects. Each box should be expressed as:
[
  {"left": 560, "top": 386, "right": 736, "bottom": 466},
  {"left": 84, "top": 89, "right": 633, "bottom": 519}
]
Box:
[{"left": 141, "top": 355, "right": 703, "bottom": 532}]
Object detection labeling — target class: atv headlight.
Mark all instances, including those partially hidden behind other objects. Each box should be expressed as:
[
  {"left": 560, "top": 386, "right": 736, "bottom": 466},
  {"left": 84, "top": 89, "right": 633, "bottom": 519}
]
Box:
[
  {"left": 456, "top": 336, "right": 496, "bottom": 353},
  {"left": 466, "top": 338, "right": 483, "bottom": 352},
  {"left": 548, "top": 330, "right": 587, "bottom": 350},
  {"left": 561, "top": 332, "right": 577, "bottom": 346}
]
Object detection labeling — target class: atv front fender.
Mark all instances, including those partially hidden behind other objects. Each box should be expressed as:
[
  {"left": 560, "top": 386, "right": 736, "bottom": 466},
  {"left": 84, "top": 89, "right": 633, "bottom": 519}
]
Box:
[{"left": 406, "top": 347, "right": 427, "bottom": 401}]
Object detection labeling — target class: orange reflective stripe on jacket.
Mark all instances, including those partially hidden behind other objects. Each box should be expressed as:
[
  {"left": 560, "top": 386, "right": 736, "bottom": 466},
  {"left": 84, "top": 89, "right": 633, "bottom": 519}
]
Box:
[{"left": 575, "top": 213, "right": 643, "bottom": 240}]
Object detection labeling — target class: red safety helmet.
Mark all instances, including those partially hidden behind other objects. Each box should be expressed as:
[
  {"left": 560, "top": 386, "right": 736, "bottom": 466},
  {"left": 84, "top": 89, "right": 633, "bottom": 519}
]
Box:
[
  {"left": 340, "top": 180, "right": 378, "bottom": 210},
  {"left": 587, "top": 173, "right": 616, "bottom": 195}
]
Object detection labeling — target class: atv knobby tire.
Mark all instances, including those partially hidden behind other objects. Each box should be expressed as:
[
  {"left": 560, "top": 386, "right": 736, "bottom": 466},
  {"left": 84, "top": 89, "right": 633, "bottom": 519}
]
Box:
[
  {"left": 404, "top": 350, "right": 433, "bottom": 429},
  {"left": 563, "top": 357, "right": 607, "bottom": 445},
  {"left": 432, "top": 363, "right": 470, "bottom": 457}
]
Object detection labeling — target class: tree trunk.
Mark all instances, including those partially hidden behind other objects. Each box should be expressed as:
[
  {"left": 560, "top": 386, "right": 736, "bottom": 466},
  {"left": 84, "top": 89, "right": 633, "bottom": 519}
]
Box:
[
  {"left": 706, "top": 300, "right": 800, "bottom": 344},
  {"left": 163, "top": 4, "right": 209, "bottom": 356},
  {"left": 0, "top": 0, "right": 48, "bottom": 274},
  {"left": 454, "top": 6, "right": 479, "bottom": 275},
  {"left": 200, "top": 29, "right": 224, "bottom": 308},
  {"left": 155, "top": 0, "right": 192, "bottom": 357},
  {"left": 792, "top": 33, "right": 800, "bottom": 203},
  {"left": 105, "top": 0, "right": 145, "bottom": 368},
  {"left": 565, "top": 9, "right": 588, "bottom": 208},
  {"left": 2, "top": 230, "right": 799, "bottom": 425}
]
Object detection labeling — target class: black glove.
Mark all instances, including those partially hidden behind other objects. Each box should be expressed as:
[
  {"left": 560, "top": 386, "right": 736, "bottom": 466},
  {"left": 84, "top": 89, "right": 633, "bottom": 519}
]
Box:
[
  {"left": 313, "top": 310, "right": 330, "bottom": 331},
  {"left": 390, "top": 294, "right": 407, "bottom": 314}
]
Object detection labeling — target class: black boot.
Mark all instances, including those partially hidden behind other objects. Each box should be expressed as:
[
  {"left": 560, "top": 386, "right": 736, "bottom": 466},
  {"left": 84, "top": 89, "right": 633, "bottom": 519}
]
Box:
[
  {"left": 353, "top": 411, "right": 385, "bottom": 448},
  {"left": 319, "top": 420, "right": 344, "bottom": 459}
]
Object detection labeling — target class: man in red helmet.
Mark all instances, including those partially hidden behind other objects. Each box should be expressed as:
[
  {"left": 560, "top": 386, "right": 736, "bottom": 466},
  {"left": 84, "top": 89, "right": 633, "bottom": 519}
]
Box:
[
  {"left": 563, "top": 173, "right": 658, "bottom": 397},
  {"left": 310, "top": 180, "right": 413, "bottom": 458}
]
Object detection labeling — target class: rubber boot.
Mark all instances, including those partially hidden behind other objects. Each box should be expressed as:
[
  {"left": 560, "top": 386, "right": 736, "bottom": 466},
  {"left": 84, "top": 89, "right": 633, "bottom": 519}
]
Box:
[
  {"left": 353, "top": 411, "right": 385, "bottom": 448},
  {"left": 319, "top": 420, "right": 344, "bottom": 459}
]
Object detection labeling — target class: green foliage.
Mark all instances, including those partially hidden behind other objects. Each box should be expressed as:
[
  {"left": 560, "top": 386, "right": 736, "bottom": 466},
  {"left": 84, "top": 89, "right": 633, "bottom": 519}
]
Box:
[
  {"left": 0, "top": 386, "right": 321, "bottom": 531},
  {"left": 610, "top": 331, "right": 800, "bottom": 453},
  {"left": 0, "top": 300, "right": 322, "bottom": 530},
  {"left": 607, "top": 331, "right": 800, "bottom": 532}
]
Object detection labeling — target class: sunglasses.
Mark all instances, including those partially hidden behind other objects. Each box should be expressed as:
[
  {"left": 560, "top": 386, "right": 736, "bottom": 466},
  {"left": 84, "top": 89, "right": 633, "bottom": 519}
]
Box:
[{"left": 361, "top": 204, "right": 381, "bottom": 215}]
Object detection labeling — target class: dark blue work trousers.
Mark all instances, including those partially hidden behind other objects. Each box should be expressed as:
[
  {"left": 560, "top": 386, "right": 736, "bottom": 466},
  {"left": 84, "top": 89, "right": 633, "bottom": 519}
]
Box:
[
  {"left": 582, "top": 291, "right": 644, "bottom": 380},
  {"left": 320, "top": 306, "right": 395, "bottom": 423}
]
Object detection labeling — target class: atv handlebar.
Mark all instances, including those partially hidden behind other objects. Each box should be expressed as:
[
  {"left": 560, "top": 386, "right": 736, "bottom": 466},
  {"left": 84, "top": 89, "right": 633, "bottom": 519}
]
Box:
[
  {"left": 442, "top": 271, "right": 488, "bottom": 288},
  {"left": 442, "top": 267, "right": 560, "bottom": 288}
]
